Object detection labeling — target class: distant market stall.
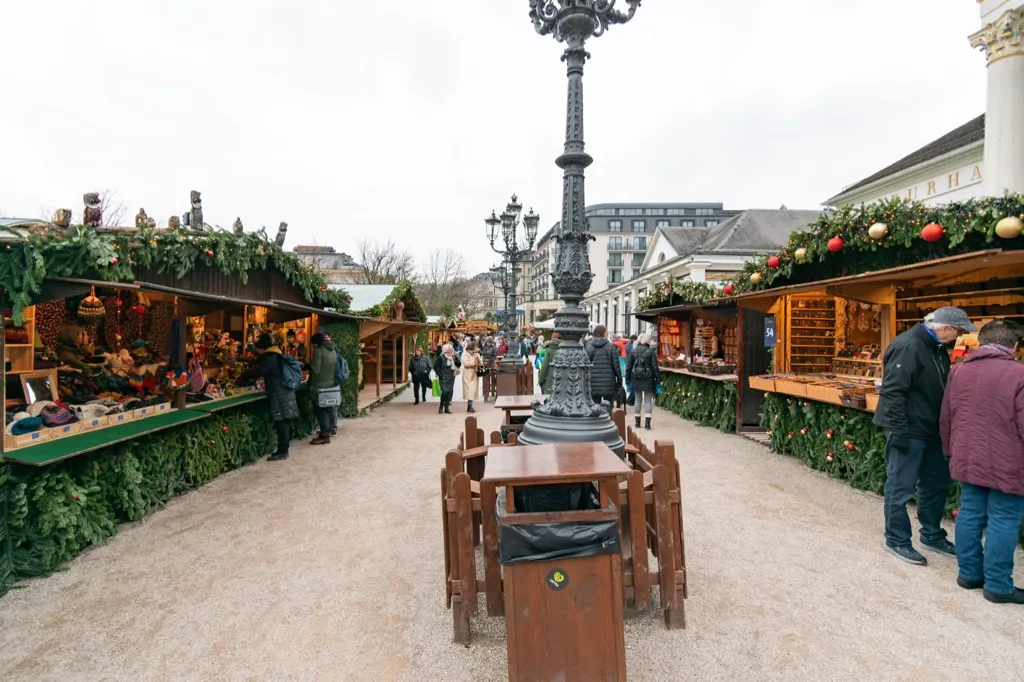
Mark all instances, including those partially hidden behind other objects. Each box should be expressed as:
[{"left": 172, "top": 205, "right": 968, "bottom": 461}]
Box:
[
  {"left": 726, "top": 194, "right": 1024, "bottom": 509},
  {"left": 0, "top": 210, "right": 363, "bottom": 595},
  {"left": 634, "top": 279, "right": 772, "bottom": 433}
]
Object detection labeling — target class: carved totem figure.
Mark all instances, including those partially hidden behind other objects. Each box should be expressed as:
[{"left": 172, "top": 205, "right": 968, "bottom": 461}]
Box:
[
  {"left": 52, "top": 208, "right": 72, "bottom": 228},
  {"left": 188, "top": 190, "right": 204, "bottom": 231},
  {"left": 83, "top": 192, "right": 103, "bottom": 227},
  {"left": 168, "top": 215, "right": 182, "bottom": 230},
  {"left": 135, "top": 208, "right": 150, "bottom": 230},
  {"left": 274, "top": 221, "right": 288, "bottom": 248},
  {"left": 233, "top": 217, "right": 244, "bottom": 235}
]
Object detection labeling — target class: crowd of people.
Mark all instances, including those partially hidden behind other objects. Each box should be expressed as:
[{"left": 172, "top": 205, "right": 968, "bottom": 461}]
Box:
[
  {"left": 411, "top": 327, "right": 663, "bottom": 430},
  {"left": 875, "top": 307, "right": 1024, "bottom": 605}
]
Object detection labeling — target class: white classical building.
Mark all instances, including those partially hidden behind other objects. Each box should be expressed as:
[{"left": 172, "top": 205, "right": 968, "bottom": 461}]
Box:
[
  {"left": 582, "top": 210, "right": 821, "bottom": 336},
  {"left": 825, "top": 2, "right": 1024, "bottom": 207}
]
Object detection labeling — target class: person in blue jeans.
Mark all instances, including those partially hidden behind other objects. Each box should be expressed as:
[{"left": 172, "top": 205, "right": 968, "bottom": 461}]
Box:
[
  {"left": 941, "top": 319, "right": 1024, "bottom": 604},
  {"left": 874, "top": 307, "right": 974, "bottom": 565}
]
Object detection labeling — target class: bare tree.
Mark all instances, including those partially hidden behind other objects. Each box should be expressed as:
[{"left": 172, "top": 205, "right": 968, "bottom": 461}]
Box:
[
  {"left": 417, "top": 249, "right": 494, "bottom": 318},
  {"left": 355, "top": 238, "right": 417, "bottom": 285}
]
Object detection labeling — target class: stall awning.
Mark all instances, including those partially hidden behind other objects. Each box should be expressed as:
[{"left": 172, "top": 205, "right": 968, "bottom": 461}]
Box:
[
  {"left": 721, "top": 250, "right": 1024, "bottom": 312},
  {"left": 629, "top": 302, "right": 735, "bottom": 322}
]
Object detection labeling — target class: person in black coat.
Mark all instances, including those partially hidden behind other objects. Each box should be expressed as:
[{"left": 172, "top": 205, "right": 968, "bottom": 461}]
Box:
[
  {"left": 409, "top": 347, "right": 433, "bottom": 405},
  {"left": 625, "top": 332, "right": 661, "bottom": 431},
  {"left": 585, "top": 325, "right": 622, "bottom": 412},
  {"left": 241, "top": 333, "right": 299, "bottom": 461},
  {"left": 432, "top": 342, "right": 461, "bottom": 414}
]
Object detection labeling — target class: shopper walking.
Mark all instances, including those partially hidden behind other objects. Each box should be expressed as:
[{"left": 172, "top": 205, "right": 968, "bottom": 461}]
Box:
[
  {"left": 613, "top": 335, "right": 629, "bottom": 376},
  {"left": 433, "top": 342, "right": 461, "bottom": 414},
  {"left": 626, "top": 332, "right": 660, "bottom": 431},
  {"left": 308, "top": 333, "right": 339, "bottom": 445},
  {"left": 940, "top": 319, "right": 1024, "bottom": 604},
  {"left": 538, "top": 332, "right": 562, "bottom": 394},
  {"left": 409, "top": 347, "right": 432, "bottom": 405},
  {"left": 585, "top": 325, "right": 622, "bottom": 411},
  {"left": 242, "top": 333, "right": 300, "bottom": 461},
  {"left": 461, "top": 341, "right": 481, "bottom": 413},
  {"left": 875, "top": 307, "right": 974, "bottom": 565}
]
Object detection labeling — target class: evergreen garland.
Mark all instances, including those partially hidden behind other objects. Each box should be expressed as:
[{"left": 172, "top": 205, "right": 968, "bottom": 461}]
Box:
[
  {"left": 656, "top": 374, "right": 737, "bottom": 432},
  {"left": 353, "top": 280, "right": 425, "bottom": 322},
  {"left": 731, "top": 194, "right": 1024, "bottom": 293},
  {"left": 636, "top": 278, "right": 720, "bottom": 313},
  {"left": 0, "top": 225, "right": 352, "bottom": 325}
]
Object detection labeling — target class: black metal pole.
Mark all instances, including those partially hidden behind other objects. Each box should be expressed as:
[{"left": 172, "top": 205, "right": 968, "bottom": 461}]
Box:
[{"left": 519, "top": 1, "right": 641, "bottom": 457}]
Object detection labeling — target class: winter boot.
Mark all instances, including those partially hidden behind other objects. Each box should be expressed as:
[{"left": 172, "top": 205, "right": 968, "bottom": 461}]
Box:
[
  {"left": 644, "top": 417, "right": 651, "bottom": 431},
  {"left": 635, "top": 416, "right": 642, "bottom": 429},
  {"left": 438, "top": 403, "right": 444, "bottom": 414}
]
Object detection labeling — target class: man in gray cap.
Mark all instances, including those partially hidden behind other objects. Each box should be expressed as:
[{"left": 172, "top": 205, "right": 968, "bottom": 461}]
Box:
[{"left": 874, "top": 306, "right": 976, "bottom": 565}]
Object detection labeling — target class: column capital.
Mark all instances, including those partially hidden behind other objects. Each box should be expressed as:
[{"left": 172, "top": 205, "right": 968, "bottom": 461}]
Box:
[{"left": 970, "top": 8, "right": 1024, "bottom": 66}]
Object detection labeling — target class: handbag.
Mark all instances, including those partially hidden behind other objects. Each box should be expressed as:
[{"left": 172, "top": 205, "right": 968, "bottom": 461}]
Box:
[
  {"left": 432, "top": 377, "right": 442, "bottom": 398},
  {"left": 626, "top": 390, "right": 636, "bottom": 407},
  {"left": 317, "top": 385, "right": 341, "bottom": 408}
]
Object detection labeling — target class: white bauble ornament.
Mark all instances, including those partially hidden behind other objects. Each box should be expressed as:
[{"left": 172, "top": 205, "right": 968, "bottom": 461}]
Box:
[
  {"left": 995, "top": 216, "right": 1023, "bottom": 239},
  {"left": 794, "top": 247, "right": 807, "bottom": 261},
  {"left": 749, "top": 272, "right": 763, "bottom": 285},
  {"left": 868, "top": 222, "right": 888, "bottom": 240}
]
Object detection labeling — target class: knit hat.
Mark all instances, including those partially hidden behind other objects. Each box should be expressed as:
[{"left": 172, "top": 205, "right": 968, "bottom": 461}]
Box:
[
  {"left": 41, "top": 404, "right": 76, "bottom": 427},
  {"left": 10, "top": 416, "right": 43, "bottom": 436},
  {"left": 4, "top": 411, "right": 31, "bottom": 436},
  {"left": 27, "top": 400, "right": 58, "bottom": 418}
]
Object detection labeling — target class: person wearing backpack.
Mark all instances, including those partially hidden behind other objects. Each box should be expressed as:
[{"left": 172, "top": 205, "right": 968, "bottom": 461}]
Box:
[
  {"left": 309, "top": 332, "right": 339, "bottom": 445},
  {"left": 243, "top": 333, "right": 300, "bottom": 461},
  {"left": 625, "top": 331, "right": 661, "bottom": 431}
]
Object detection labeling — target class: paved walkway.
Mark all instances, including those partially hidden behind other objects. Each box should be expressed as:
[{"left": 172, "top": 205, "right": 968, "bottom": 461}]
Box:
[{"left": 1, "top": 388, "right": 1022, "bottom": 681}]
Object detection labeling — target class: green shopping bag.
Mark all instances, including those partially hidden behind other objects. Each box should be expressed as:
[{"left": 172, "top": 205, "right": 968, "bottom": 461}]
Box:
[{"left": 432, "top": 377, "right": 442, "bottom": 398}]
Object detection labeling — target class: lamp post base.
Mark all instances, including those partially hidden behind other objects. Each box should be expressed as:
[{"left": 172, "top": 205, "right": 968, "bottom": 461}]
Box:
[{"left": 518, "top": 410, "right": 625, "bottom": 459}]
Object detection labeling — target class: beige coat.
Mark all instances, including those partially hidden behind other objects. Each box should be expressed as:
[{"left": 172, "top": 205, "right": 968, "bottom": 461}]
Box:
[{"left": 461, "top": 351, "right": 480, "bottom": 401}]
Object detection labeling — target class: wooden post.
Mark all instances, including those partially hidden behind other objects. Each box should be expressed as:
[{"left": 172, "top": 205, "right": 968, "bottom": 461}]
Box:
[
  {"left": 392, "top": 333, "right": 398, "bottom": 390},
  {"left": 376, "top": 331, "right": 383, "bottom": 397}
]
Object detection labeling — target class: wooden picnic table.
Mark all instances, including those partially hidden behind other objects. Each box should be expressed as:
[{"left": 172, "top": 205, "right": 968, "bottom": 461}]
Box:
[
  {"left": 480, "top": 441, "right": 630, "bottom": 681},
  {"left": 493, "top": 394, "right": 546, "bottom": 427}
]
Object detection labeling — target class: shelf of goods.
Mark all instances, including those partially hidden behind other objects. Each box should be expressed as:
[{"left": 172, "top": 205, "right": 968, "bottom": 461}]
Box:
[
  {"left": 895, "top": 276, "right": 1024, "bottom": 331},
  {"left": 658, "top": 318, "right": 685, "bottom": 358},
  {"left": 749, "top": 373, "right": 878, "bottom": 411},
  {"left": 787, "top": 297, "right": 835, "bottom": 372}
]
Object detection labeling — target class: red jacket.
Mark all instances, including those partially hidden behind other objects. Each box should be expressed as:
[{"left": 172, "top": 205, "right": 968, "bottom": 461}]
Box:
[
  {"left": 940, "top": 345, "right": 1024, "bottom": 496},
  {"left": 613, "top": 338, "right": 628, "bottom": 358}
]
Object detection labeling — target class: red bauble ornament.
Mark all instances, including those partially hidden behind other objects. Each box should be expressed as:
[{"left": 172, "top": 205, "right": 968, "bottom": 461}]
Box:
[
  {"left": 825, "top": 429, "right": 834, "bottom": 439},
  {"left": 206, "top": 249, "right": 215, "bottom": 257},
  {"left": 72, "top": 494, "right": 80, "bottom": 501},
  {"left": 800, "top": 427, "right": 808, "bottom": 435},
  {"left": 723, "top": 284, "right": 735, "bottom": 295},
  {"left": 221, "top": 425, "right": 228, "bottom": 432},
  {"left": 767, "top": 256, "right": 781, "bottom": 269},
  {"left": 210, "top": 439, "right": 216, "bottom": 445},
  {"left": 827, "top": 237, "right": 844, "bottom": 253},
  {"left": 133, "top": 305, "right": 146, "bottom": 314},
  {"left": 952, "top": 509, "right": 959, "bottom": 519},
  {"left": 109, "top": 257, "right": 119, "bottom": 266},
  {"left": 921, "top": 223, "right": 944, "bottom": 243},
  {"left": 846, "top": 442, "right": 856, "bottom": 451}
]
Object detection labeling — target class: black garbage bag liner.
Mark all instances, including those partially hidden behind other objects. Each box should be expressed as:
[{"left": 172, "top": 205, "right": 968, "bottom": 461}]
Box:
[{"left": 499, "top": 517, "right": 621, "bottom": 565}]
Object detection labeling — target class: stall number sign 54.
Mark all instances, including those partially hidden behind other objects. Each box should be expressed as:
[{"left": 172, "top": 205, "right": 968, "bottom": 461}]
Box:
[{"left": 764, "top": 316, "right": 776, "bottom": 348}]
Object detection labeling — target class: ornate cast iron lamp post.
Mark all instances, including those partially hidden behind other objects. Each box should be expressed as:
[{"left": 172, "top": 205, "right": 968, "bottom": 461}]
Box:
[
  {"left": 519, "top": 0, "right": 641, "bottom": 456},
  {"left": 486, "top": 196, "right": 540, "bottom": 374},
  {"left": 490, "top": 262, "right": 512, "bottom": 330}
]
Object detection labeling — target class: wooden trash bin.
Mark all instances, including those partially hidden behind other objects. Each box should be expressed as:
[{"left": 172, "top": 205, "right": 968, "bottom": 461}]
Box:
[{"left": 482, "top": 442, "right": 630, "bottom": 682}]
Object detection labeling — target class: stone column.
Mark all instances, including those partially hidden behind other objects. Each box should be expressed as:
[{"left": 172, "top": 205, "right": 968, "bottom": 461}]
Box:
[{"left": 971, "top": 6, "right": 1024, "bottom": 195}]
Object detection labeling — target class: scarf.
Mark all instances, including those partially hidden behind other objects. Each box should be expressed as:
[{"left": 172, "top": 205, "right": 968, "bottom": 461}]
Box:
[
  {"left": 981, "top": 343, "right": 1015, "bottom": 355},
  {"left": 445, "top": 353, "right": 459, "bottom": 374}
]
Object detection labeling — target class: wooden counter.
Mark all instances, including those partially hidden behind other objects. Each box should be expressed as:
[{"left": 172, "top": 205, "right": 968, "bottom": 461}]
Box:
[{"left": 659, "top": 366, "right": 738, "bottom": 383}]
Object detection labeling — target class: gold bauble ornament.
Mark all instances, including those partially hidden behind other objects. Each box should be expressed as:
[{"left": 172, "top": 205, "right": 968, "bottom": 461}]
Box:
[
  {"left": 995, "top": 216, "right": 1023, "bottom": 240},
  {"left": 794, "top": 247, "right": 807, "bottom": 261},
  {"left": 868, "top": 222, "right": 888, "bottom": 240},
  {"left": 749, "top": 272, "right": 763, "bottom": 285}
]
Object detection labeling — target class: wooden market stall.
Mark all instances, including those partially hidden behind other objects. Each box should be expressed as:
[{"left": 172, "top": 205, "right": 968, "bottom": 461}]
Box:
[
  {"left": 341, "top": 283, "right": 428, "bottom": 410},
  {"left": 735, "top": 249, "right": 1024, "bottom": 413}
]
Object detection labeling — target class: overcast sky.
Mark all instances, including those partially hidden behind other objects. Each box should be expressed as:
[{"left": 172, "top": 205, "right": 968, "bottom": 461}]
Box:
[{"left": 1, "top": 1, "right": 986, "bottom": 276}]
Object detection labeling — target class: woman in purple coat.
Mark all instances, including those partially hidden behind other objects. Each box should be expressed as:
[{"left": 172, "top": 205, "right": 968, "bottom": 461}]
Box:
[{"left": 940, "top": 319, "right": 1024, "bottom": 605}]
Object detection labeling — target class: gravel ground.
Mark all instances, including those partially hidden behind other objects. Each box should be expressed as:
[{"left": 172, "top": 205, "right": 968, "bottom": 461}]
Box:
[{"left": 1, "top": 383, "right": 1023, "bottom": 681}]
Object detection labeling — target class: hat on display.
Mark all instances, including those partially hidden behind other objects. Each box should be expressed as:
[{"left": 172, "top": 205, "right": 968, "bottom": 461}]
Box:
[
  {"left": 27, "top": 401, "right": 58, "bottom": 418},
  {"left": 928, "top": 307, "right": 978, "bottom": 333},
  {"left": 10, "top": 416, "right": 43, "bottom": 436},
  {"left": 4, "top": 411, "right": 32, "bottom": 436},
  {"left": 41, "top": 404, "right": 76, "bottom": 427}
]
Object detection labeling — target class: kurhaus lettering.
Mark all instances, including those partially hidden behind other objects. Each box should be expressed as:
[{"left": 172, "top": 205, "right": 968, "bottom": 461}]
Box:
[{"left": 892, "top": 163, "right": 984, "bottom": 203}]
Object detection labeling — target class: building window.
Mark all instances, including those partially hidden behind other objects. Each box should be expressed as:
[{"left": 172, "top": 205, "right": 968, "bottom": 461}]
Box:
[
  {"left": 666, "top": 208, "right": 687, "bottom": 216},
  {"left": 634, "top": 237, "right": 647, "bottom": 249},
  {"left": 608, "top": 236, "right": 622, "bottom": 249},
  {"left": 586, "top": 208, "right": 616, "bottom": 216},
  {"left": 609, "top": 220, "right": 622, "bottom": 232},
  {"left": 632, "top": 254, "right": 645, "bottom": 267},
  {"left": 643, "top": 208, "right": 666, "bottom": 216},
  {"left": 681, "top": 220, "right": 694, "bottom": 227},
  {"left": 658, "top": 253, "right": 666, "bottom": 263},
  {"left": 632, "top": 220, "right": 646, "bottom": 232},
  {"left": 706, "top": 219, "right": 719, "bottom": 227},
  {"left": 608, "top": 270, "right": 623, "bottom": 284},
  {"left": 618, "top": 208, "right": 643, "bottom": 216},
  {"left": 655, "top": 219, "right": 669, "bottom": 228},
  {"left": 608, "top": 253, "right": 623, "bottom": 267},
  {"left": 632, "top": 269, "right": 642, "bottom": 279},
  {"left": 696, "top": 208, "right": 714, "bottom": 216}
]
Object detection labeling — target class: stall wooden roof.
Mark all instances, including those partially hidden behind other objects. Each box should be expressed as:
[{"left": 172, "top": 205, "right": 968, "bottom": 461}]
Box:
[{"left": 720, "top": 250, "right": 1024, "bottom": 312}]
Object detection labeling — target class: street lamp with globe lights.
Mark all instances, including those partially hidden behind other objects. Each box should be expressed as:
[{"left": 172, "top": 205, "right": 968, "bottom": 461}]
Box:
[
  {"left": 518, "top": 0, "right": 642, "bottom": 457},
  {"left": 486, "top": 196, "right": 539, "bottom": 375}
]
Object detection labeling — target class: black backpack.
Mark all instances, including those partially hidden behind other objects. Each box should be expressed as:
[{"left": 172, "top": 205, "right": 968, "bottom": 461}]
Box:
[{"left": 631, "top": 348, "right": 652, "bottom": 382}]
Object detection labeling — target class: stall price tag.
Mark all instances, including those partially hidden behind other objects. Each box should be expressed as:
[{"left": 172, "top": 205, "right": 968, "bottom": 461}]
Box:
[{"left": 764, "top": 316, "right": 776, "bottom": 348}]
